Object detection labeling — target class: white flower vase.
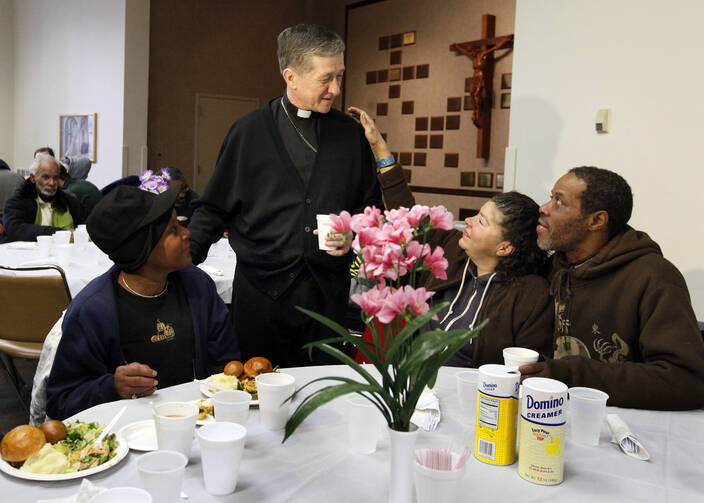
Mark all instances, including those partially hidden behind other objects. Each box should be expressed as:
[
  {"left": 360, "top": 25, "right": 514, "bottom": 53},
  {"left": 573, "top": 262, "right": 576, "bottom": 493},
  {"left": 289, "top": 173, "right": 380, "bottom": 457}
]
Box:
[{"left": 388, "top": 424, "right": 419, "bottom": 503}]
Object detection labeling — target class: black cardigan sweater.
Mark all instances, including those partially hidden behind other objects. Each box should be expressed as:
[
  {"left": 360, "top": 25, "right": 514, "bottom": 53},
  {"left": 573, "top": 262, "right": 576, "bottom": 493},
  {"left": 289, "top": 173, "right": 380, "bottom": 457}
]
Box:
[{"left": 189, "top": 98, "right": 382, "bottom": 297}]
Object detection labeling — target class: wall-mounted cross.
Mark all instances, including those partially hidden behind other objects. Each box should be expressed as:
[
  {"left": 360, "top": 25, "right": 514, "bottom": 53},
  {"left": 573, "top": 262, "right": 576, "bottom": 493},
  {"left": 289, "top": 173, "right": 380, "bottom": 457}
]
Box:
[{"left": 450, "top": 14, "right": 513, "bottom": 159}]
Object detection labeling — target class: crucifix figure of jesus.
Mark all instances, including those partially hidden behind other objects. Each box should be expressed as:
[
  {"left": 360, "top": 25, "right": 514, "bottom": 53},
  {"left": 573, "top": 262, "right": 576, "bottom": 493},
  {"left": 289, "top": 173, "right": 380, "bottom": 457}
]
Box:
[
  {"left": 450, "top": 14, "right": 513, "bottom": 159},
  {"left": 457, "top": 36, "right": 512, "bottom": 128}
]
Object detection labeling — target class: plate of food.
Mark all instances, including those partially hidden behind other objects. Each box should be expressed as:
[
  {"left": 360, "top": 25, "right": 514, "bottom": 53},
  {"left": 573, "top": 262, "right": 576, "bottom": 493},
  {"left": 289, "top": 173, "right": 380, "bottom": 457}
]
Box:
[
  {"left": 0, "top": 420, "right": 127, "bottom": 481},
  {"left": 200, "top": 357, "right": 276, "bottom": 405},
  {"left": 193, "top": 398, "right": 215, "bottom": 425}
]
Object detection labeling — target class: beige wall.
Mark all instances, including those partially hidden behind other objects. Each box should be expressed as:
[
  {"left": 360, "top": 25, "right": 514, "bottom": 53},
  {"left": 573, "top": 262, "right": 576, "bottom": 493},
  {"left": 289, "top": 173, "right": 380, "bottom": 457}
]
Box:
[
  {"left": 0, "top": 0, "right": 14, "bottom": 167},
  {"left": 510, "top": 0, "right": 704, "bottom": 318}
]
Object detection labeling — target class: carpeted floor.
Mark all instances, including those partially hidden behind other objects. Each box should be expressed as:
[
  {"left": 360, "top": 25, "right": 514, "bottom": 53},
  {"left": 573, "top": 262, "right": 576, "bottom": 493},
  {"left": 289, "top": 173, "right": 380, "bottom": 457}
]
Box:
[{"left": 0, "top": 358, "right": 37, "bottom": 436}]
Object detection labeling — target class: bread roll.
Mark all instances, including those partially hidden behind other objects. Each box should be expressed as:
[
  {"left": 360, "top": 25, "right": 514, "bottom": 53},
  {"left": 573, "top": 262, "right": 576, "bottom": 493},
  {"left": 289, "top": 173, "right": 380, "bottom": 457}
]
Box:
[
  {"left": 224, "top": 360, "right": 244, "bottom": 377},
  {"left": 244, "top": 356, "right": 273, "bottom": 377},
  {"left": 39, "top": 420, "right": 67, "bottom": 444},
  {"left": 1, "top": 425, "right": 46, "bottom": 463}
]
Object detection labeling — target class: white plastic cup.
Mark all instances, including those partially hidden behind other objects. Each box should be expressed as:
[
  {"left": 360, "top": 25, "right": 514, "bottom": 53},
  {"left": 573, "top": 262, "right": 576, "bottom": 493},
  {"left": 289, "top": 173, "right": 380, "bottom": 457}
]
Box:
[
  {"left": 346, "top": 394, "right": 379, "bottom": 454},
  {"left": 53, "top": 243, "right": 73, "bottom": 269},
  {"left": 255, "top": 372, "right": 296, "bottom": 430},
  {"left": 503, "top": 347, "right": 540, "bottom": 368},
  {"left": 213, "top": 390, "right": 251, "bottom": 424},
  {"left": 568, "top": 387, "right": 609, "bottom": 446},
  {"left": 89, "top": 487, "right": 153, "bottom": 503},
  {"left": 53, "top": 230, "right": 72, "bottom": 245},
  {"left": 316, "top": 214, "right": 335, "bottom": 251},
  {"left": 74, "top": 226, "right": 89, "bottom": 247},
  {"left": 197, "top": 422, "right": 247, "bottom": 495},
  {"left": 153, "top": 401, "right": 198, "bottom": 458},
  {"left": 456, "top": 369, "right": 479, "bottom": 422},
  {"left": 36, "top": 235, "right": 52, "bottom": 257},
  {"left": 137, "top": 450, "right": 188, "bottom": 503},
  {"left": 413, "top": 451, "right": 466, "bottom": 503}
]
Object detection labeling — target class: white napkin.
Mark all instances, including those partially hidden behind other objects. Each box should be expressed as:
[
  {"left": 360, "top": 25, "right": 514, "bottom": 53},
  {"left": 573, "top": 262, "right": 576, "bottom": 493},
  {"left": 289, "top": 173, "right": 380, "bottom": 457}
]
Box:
[
  {"left": 37, "top": 479, "right": 104, "bottom": 503},
  {"left": 8, "top": 241, "right": 37, "bottom": 250},
  {"left": 606, "top": 414, "right": 650, "bottom": 461},
  {"left": 198, "top": 264, "right": 224, "bottom": 276},
  {"left": 411, "top": 386, "right": 441, "bottom": 432}
]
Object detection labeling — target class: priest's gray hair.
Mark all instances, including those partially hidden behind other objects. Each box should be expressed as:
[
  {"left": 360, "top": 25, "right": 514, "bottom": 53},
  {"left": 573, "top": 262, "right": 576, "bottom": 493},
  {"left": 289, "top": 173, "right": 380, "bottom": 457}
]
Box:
[
  {"left": 29, "top": 154, "right": 59, "bottom": 175},
  {"left": 277, "top": 24, "right": 345, "bottom": 74}
]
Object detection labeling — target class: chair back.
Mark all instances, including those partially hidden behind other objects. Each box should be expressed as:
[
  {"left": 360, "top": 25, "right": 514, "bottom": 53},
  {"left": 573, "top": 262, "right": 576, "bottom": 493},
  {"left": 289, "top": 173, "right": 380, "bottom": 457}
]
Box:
[{"left": 0, "top": 265, "right": 72, "bottom": 344}]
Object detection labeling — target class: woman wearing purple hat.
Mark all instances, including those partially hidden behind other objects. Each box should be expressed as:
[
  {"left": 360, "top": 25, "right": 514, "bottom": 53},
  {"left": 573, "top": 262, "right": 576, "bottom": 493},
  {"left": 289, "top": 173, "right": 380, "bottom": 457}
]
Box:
[{"left": 46, "top": 185, "right": 240, "bottom": 420}]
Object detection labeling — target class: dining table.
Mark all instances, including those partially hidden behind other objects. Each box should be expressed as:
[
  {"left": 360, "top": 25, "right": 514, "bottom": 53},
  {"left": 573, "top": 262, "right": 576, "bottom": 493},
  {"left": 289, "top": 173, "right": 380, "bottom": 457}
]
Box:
[
  {"left": 0, "top": 237, "right": 236, "bottom": 303},
  {"left": 1, "top": 365, "right": 702, "bottom": 502}
]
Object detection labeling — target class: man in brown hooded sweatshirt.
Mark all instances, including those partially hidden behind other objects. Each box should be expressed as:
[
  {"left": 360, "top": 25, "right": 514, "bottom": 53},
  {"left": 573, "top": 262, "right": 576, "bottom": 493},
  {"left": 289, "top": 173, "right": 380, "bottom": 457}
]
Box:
[{"left": 520, "top": 167, "right": 704, "bottom": 410}]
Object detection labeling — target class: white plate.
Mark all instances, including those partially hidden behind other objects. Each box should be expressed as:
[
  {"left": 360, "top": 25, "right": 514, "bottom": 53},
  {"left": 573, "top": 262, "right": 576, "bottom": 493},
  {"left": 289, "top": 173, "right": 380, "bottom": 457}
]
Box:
[
  {"left": 117, "top": 420, "right": 157, "bottom": 451},
  {"left": 200, "top": 377, "right": 258, "bottom": 406},
  {"left": 0, "top": 433, "right": 128, "bottom": 481}
]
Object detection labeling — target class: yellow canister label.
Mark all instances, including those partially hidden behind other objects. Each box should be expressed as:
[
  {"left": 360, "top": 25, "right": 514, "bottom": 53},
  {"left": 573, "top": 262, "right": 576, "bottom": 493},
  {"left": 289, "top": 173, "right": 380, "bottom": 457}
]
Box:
[
  {"left": 474, "top": 364, "right": 520, "bottom": 466},
  {"left": 517, "top": 377, "right": 568, "bottom": 485}
]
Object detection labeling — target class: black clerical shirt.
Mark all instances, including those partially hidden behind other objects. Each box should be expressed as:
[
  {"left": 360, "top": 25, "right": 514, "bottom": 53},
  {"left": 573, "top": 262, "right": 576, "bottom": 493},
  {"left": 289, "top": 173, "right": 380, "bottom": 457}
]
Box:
[{"left": 274, "top": 95, "right": 320, "bottom": 185}]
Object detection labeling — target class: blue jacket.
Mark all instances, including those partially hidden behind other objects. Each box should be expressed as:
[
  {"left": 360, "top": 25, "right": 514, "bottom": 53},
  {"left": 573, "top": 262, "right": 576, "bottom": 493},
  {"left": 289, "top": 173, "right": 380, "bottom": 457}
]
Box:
[{"left": 46, "top": 265, "right": 240, "bottom": 419}]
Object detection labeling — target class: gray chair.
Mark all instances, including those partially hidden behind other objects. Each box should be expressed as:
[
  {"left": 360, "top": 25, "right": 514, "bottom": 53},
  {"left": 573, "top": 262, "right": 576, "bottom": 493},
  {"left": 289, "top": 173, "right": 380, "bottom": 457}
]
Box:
[{"left": 0, "top": 265, "right": 71, "bottom": 412}]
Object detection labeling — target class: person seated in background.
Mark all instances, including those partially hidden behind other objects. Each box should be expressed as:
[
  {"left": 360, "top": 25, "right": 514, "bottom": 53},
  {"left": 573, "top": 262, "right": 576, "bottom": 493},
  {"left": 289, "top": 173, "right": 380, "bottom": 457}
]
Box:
[
  {"left": 163, "top": 166, "right": 199, "bottom": 224},
  {"left": 519, "top": 167, "right": 704, "bottom": 410},
  {"left": 34, "top": 146, "right": 55, "bottom": 158},
  {"left": 348, "top": 107, "right": 553, "bottom": 366},
  {"left": 0, "top": 159, "right": 24, "bottom": 238},
  {"left": 2, "top": 154, "right": 85, "bottom": 242},
  {"left": 58, "top": 157, "right": 102, "bottom": 215},
  {"left": 45, "top": 185, "right": 240, "bottom": 420}
]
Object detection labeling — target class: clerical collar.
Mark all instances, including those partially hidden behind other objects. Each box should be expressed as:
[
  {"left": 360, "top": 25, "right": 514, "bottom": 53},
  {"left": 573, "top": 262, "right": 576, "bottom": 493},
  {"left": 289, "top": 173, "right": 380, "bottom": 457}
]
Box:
[{"left": 283, "top": 94, "right": 313, "bottom": 119}]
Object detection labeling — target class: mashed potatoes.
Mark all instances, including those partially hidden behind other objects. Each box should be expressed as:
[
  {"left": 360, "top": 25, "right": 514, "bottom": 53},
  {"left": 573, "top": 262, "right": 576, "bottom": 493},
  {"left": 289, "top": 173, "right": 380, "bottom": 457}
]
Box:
[
  {"left": 20, "top": 444, "right": 69, "bottom": 474},
  {"left": 209, "top": 373, "right": 240, "bottom": 391}
]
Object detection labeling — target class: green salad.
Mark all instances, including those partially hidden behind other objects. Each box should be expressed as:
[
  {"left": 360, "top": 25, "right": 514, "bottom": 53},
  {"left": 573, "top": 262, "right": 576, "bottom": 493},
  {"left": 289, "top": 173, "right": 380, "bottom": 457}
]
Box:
[{"left": 52, "top": 421, "right": 119, "bottom": 472}]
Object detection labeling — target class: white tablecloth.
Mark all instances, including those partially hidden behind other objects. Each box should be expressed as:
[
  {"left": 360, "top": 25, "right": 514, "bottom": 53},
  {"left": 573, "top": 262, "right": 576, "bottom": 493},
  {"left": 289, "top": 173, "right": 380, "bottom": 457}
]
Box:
[
  {"left": 1, "top": 366, "right": 702, "bottom": 502},
  {"left": 0, "top": 238, "right": 236, "bottom": 303}
]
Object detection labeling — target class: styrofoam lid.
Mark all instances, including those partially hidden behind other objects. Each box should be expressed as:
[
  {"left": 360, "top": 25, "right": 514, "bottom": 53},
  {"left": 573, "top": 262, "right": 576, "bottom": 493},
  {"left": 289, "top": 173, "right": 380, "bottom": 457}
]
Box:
[
  {"left": 523, "top": 377, "right": 567, "bottom": 393},
  {"left": 478, "top": 363, "right": 520, "bottom": 378}
]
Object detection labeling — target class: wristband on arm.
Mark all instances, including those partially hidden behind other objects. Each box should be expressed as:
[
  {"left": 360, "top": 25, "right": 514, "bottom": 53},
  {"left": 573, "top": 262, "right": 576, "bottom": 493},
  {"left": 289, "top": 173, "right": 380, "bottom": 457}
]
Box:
[{"left": 375, "top": 155, "right": 395, "bottom": 170}]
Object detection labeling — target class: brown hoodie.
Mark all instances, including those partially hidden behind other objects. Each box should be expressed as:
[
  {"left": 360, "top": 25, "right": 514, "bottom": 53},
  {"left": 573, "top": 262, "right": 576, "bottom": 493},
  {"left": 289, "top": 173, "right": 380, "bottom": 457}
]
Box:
[{"left": 546, "top": 227, "right": 704, "bottom": 410}]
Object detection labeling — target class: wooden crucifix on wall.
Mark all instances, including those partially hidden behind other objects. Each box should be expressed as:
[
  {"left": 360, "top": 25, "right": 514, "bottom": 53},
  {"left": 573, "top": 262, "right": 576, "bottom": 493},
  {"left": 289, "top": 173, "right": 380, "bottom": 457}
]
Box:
[{"left": 450, "top": 14, "right": 513, "bottom": 159}]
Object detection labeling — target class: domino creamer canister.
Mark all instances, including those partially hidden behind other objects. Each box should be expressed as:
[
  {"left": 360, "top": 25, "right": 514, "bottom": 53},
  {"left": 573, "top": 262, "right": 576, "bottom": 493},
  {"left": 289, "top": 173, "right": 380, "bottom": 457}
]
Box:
[
  {"left": 518, "top": 377, "right": 568, "bottom": 485},
  {"left": 475, "top": 364, "right": 520, "bottom": 465}
]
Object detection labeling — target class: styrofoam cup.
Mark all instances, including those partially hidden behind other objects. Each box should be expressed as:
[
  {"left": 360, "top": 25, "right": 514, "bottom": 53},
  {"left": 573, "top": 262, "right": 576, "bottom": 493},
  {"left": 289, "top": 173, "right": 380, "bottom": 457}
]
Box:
[
  {"left": 53, "top": 230, "right": 71, "bottom": 245},
  {"left": 197, "top": 422, "right": 247, "bottom": 495},
  {"left": 53, "top": 243, "right": 73, "bottom": 269},
  {"left": 346, "top": 394, "right": 379, "bottom": 454},
  {"left": 316, "top": 214, "right": 335, "bottom": 251},
  {"left": 568, "top": 387, "right": 609, "bottom": 446},
  {"left": 153, "top": 401, "right": 198, "bottom": 458},
  {"left": 36, "top": 235, "right": 52, "bottom": 257},
  {"left": 503, "top": 347, "right": 540, "bottom": 368},
  {"left": 413, "top": 451, "right": 466, "bottom": 503},
  {"left": 456, "top": 369, "right": 479, "bottom": 422},
  {"left": 89, "top": 487, "right": 152, "bottom": 503},
  {"left": 213, "top": 390, "right": 250, "bottom": 424},
  {"left": 137, "top": 450, "right": 188, "bottom": 503},
  {"left": 255, "top": 372, "right": 296, "bottom": 430}
]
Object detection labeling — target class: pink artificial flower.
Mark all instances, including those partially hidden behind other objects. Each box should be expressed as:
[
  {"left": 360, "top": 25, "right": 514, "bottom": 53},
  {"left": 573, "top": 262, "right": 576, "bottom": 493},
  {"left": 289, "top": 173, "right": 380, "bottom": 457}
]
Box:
[
  {"left": 424, "top": 246, "right": 448, "bottom": 280},
  {"left": 402, "top": 285, "right": 434, "bottom": 316},
  {"left": 402, "top": 240, "right": 430, "bottom": 269},
  {"left": 329, "top": 211, "right": 352, "bottom": 234},
  {"left": 351, "top": 284, "right": 390, "bottom": 317},
  {"left": 377, "top": 287, "right": 408, "bottom": 324},
  {"left": 384, "top": 207, "right": 410, "bottom": 227},
  {"left": 350, "top": 206, "right": 383, "bottom": 233},
  {"left": 429, "top": 205, "right": 455, "bottom": 230},
  {"left": 361, "top": 242, "right": 405, "bottom": 281},
  {"left": 379, "top": 219, "right": 413, "bottom": 245},
  {"left": 407, "top": 204, "right": 431, "bottom": 226}
]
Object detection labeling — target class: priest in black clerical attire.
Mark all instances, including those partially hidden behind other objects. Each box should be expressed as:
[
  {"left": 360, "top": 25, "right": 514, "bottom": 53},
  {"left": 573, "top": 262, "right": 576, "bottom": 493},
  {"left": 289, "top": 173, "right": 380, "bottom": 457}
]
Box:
[{"left": 188, "top": 24, "right": 381, "bottom": 367}]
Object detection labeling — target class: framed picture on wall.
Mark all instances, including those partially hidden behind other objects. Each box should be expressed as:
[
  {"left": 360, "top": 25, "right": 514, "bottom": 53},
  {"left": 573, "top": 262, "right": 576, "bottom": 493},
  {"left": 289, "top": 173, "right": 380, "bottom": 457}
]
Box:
[
  {"left": 59, "top": 113, "right": 97, "bottom": 162},
  {"left": 500, "top": 93, "right": 511, "bottom": 109},
  {"left": 501, "top": 73, "right": 512, "bottom": 89}
]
